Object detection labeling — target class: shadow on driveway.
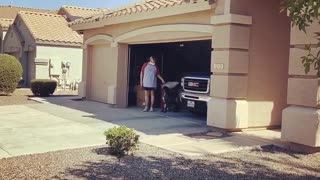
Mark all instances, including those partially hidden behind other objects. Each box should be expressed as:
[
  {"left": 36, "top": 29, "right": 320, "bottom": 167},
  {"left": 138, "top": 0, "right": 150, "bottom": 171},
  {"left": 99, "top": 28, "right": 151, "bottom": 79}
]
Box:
[{"left": 28, "top": 96, "right": 210, "bottom": 137}]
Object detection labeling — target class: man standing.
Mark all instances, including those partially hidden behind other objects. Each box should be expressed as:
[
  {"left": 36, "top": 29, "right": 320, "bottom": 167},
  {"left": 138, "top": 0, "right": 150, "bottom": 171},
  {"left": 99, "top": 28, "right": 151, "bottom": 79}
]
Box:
[{"left": 140, "top": 56, "right": 165, "bottom": 112}]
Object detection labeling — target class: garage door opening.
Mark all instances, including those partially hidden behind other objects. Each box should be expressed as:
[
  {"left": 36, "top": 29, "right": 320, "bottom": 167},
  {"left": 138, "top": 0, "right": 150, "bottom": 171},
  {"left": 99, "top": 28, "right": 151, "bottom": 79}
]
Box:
[{"left": 128, "top": 40, "right": 212, "bottom": 117}]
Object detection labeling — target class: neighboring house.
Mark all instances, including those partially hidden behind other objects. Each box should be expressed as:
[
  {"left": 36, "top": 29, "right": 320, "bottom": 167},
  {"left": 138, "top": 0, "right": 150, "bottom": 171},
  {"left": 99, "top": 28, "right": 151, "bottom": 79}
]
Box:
[
  {"left": 70, "top": 0, "right": 320, "bottom": 149},
  {"left": 0, "top": 5, "right": 54, "bottom": 52},
  {"left": 0, "top": 18, "right": 13, "bottom": 52},
  {"left": 57, "top": 5, "right": 110, "bottom": 21},
  {"left": 3, "top": 11, "right": 83, "bottom": 87},
  {"left": 1, "top": 5, "right": 105, "bottom": 87}
]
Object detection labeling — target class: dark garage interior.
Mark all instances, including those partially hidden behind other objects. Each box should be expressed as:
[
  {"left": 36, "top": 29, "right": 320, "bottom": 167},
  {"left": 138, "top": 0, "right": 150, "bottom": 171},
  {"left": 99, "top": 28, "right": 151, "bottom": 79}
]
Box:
[{"left": 128, "top": 40, "right": 212, "bottom": 109}]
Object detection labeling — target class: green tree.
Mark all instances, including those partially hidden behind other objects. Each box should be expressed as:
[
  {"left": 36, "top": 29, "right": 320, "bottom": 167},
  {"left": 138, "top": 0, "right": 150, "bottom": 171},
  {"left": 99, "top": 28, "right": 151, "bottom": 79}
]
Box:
[{"left": 282, "top": 0, "right": 320, "bottom": 76}]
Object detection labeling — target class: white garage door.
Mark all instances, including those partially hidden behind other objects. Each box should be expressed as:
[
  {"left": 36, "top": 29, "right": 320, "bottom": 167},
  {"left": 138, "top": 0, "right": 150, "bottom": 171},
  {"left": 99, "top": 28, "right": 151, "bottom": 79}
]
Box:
[
  {"left": 88, "top": 45, "right": 117, "bottom": 103},
  {"left": 88, "top": 45, "right": 109, "bottom": 103}
]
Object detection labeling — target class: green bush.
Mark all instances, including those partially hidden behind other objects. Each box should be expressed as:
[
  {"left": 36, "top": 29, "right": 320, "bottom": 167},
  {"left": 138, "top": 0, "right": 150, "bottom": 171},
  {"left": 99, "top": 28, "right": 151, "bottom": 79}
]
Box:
[
  {"left": 104, "top": 126, "right": 140, "bottom": 160},
  {"left": 31, "top": 79, "right": 57, "bottom": 97},
  {"left": 0, "top": 54, "right": 23, "bottom": 94}
]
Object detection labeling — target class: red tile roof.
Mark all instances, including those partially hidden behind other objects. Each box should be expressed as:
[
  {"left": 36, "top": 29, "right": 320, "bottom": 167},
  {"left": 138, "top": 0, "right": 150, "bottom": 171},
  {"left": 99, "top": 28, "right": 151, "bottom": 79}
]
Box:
[
  {"left": 18, "top": 11, "right": 82, "bottom": 47},
  {"left": 59, "top": 5, "right": 111, "bottom": 18},
  {"left": 70, "top": 0, "right": 205, "bottom": 25},
  {"left": 0, "top": 5, "right": 55, "bottom": 19}
]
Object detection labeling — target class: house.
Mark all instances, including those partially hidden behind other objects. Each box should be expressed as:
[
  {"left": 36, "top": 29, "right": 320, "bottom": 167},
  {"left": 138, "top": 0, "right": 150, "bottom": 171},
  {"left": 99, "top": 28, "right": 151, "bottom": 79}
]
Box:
[
  {"left": 0, "top": 5, "right": 54, "bottom": 52},
  {"left": 3, "top": 11, "right": 83, "bottom": 87},
  {"left": 70, "top": 0, "right": 320, "bottom": 150}
]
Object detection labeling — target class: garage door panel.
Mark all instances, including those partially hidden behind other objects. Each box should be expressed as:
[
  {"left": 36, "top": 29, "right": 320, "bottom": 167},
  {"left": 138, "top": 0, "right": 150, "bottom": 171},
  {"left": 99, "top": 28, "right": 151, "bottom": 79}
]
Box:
[
  {"left": 88, "top": 44, "right": 118, "bottom": 104},
  {"left": 89, "top": 45, "right": 109, "bottom": 103}
]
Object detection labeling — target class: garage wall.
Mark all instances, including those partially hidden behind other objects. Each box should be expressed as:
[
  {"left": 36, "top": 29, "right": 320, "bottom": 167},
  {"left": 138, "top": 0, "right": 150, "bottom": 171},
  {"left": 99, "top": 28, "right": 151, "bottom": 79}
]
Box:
[{"left": 36, "top": 46, "right": 82, "bottom": 82}]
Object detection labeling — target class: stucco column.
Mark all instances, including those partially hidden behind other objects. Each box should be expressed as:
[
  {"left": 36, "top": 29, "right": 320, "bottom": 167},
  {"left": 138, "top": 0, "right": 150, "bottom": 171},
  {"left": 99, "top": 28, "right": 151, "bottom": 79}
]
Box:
[
  {"left": 207, "top": 14, "right": 252, "bottom": 129},
  {"left": 282, "top": 22, "right": 320, "bottom": 148},
  {"left": 208, "top": 0, "right": 291, "bottom": 130},
  {"left": 112, "top": 43, "right": 129, "bottom": 108}
]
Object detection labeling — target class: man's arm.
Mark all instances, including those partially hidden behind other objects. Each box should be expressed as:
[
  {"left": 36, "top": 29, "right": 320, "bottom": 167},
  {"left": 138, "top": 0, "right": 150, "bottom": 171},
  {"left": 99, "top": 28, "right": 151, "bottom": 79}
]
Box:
[
  {"left": 156, "top": 65, "right": 165, "bottom": 84},
  {"left": 157, "top": 75, "right": 165, "bottom": 84}
]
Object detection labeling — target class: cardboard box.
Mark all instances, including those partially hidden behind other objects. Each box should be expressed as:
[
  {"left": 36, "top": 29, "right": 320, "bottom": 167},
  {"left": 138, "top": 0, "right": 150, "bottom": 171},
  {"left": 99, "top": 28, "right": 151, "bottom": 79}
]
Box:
[{"left": 134, "top": 85, "right": 145, "bottom": 108}]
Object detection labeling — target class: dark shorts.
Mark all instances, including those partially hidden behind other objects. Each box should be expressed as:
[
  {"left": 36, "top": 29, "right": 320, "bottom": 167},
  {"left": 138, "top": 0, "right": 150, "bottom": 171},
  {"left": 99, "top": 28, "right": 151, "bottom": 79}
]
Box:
[{"left": 143, "top": 87, "right": 156, "bottom": 91}]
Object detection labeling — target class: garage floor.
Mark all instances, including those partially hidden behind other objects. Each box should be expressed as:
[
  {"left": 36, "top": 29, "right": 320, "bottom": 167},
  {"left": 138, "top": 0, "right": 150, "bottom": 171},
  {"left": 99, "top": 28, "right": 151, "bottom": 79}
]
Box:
[{"left": 0, "top": 96, "right": 284, "bottom": 158}]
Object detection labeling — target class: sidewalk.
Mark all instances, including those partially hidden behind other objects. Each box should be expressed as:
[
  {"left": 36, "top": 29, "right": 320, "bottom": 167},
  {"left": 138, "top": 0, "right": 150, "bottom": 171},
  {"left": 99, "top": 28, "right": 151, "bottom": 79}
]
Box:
[{"left": 141, "top": 129, "right": 285, "bottom": 156}]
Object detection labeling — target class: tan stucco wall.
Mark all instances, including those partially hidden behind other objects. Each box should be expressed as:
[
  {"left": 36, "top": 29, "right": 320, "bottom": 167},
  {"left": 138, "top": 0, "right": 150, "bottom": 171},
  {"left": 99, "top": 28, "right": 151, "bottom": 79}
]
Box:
[
  {"left": 36, "top": 46, "right": 83, "bottom": 82},
  {"left": 208, "top": 0, "right": 291, "bottom": 129},
  {"left": 244, "top": 0, "right": 290, "bottom": 127},
  {"left": 282, "top": 17, "right": 320, "bottom": 147},
  {"left": 83, "top": 10, "right": 212, "bottom": 42}
]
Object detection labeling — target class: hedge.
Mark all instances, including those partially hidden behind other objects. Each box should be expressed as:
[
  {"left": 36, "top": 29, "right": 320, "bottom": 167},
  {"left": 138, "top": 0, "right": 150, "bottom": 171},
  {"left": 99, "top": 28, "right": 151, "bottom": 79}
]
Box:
[
  {"left": 31, "top": 79, "right": 57, "bottom": 97},
  {"left": 0, "top": 54, "right": 23, "bottom": 94}
]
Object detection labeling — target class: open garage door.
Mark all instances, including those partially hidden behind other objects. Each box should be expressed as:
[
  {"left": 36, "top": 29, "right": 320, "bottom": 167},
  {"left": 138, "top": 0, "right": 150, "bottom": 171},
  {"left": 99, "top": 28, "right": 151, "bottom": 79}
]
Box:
[{"left": 128, "top": 40, "right": 212, "bottom": 110}]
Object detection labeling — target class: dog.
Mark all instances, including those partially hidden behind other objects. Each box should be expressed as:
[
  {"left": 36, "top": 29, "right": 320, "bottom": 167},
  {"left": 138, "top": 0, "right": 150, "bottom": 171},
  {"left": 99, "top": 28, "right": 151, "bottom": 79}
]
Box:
[{"left": 161, "top": 82, "right": 181, "bottom": 113}]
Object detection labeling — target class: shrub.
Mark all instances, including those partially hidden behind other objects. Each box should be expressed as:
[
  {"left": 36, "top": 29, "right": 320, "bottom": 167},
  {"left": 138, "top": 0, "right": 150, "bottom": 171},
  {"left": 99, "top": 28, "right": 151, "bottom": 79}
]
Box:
[
  {"left": 31, "top": 79, "right": 57, "bottom": 97},
  {"left": 0, "top": 54, "right": 23, "bottom": 94},
  {"left": 104, "top": 126, "right": 140, "bottom": 160}
]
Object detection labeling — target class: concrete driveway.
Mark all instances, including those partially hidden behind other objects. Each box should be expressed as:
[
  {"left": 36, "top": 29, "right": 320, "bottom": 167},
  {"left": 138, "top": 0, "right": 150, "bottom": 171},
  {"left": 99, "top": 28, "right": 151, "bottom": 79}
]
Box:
[
  {"left": 0, "top": 96, "right": 282, "bottom": 158},
  {"left": 0, "top": 97, "right": 210, "bottom": 158}
]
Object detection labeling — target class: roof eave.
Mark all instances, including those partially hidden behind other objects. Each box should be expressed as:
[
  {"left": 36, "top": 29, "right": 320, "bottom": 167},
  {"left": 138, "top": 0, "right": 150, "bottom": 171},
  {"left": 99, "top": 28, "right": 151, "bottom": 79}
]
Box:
[
  {"left": 70, "top": 1, "right": 214, "bottom": 31},
  {"left": 36, "top": 41, "right": 83, "bottom": 48}
]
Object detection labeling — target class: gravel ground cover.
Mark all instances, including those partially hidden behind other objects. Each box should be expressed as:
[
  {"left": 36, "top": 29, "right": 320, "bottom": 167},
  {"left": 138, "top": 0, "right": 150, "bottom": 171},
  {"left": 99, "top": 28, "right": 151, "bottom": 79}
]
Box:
[
  {"left": 0, "top": 144, "right": 319, "bottom": 180},
  {"left": 0, "top": 88, "right": 77, "bottom": 106}
]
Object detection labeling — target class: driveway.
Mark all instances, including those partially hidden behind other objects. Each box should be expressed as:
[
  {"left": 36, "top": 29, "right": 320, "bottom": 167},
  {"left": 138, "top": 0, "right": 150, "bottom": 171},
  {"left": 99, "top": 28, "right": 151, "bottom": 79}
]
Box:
[
  {"left": 0, "top": 96, "right": 282, "bottom": 158},
  {"left": 0, "top": 97, "right": 210, "bottom": 158}
]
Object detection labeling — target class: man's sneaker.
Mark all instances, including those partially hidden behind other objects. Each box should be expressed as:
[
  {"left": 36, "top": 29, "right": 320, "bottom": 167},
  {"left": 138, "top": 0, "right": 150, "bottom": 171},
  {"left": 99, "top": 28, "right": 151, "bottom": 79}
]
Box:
[
  {"left": 143, "top": 107, "right": 148, "bottom": 112},
  {"left": 149, "top": 107, "right": 154, "bottom": 112}
]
